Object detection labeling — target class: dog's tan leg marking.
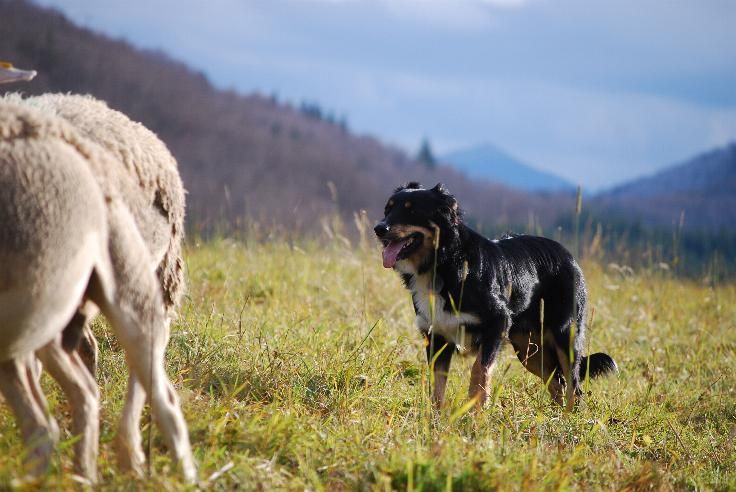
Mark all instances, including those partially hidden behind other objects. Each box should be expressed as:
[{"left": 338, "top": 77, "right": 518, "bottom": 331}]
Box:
[
  {"left": 547, "top": 373, "right": 566, "bottom": 406},
  {"left": 426, "top": 336, "right": 453, "bottom": 409},
  {"left": 468, "top": 353, "right": 494, "bottom": 409},
  {"left": 37, "top": 338, "right": 99, "bottom": 481},
  {"left": 432, "top": 365, "right": 450, "bottom": 408},
  {"left": 554, "top": 345, "right": 577, "bottom": 411},
  {"left": 509, "top": 328, "right": 542, "bottom": 376},
  {"left": 0, "top": 356, "right": 57, "bottom": 478},
  {"left": 508, "top": 328, "right": 566, "bottom": 406}
]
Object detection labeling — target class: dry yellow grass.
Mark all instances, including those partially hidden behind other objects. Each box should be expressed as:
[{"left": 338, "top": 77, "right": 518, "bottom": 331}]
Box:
[{"left": 1, "top": 238, "right": 734, "bottom": 489}]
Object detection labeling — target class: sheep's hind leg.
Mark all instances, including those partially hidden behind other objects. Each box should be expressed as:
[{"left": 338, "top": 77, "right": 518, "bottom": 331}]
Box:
[
  {"left": 0, "top": 355, "right": 58, "bottom": 479},
  {"left": 88, "top": 203, "right": 195, "bottom": 482},
  {"left": 77, "top": 324, "right": 99, "bottom": 377},
  {"left": 61, "top": 302, "right": 99, "bottom": 377},
  {"left": 37, "top": 338, "right": 99, "bottom": 482},
  {"left": 103, "top": 300, "right": 195, "bottom": 482},
  {"left": 115, "top": 373, "right": 146, "bottom": 476},
  {"left": 24, "top": 355, "right": 60, "bottom": 443}
]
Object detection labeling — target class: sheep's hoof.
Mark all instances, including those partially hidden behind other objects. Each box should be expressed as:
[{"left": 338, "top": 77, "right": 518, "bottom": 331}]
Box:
[
  {"left": 115, "top": 437, "right": 145, "bottom": 477},
  {"left": 23, "top": 429, "right": 56, "bottom": 479}
]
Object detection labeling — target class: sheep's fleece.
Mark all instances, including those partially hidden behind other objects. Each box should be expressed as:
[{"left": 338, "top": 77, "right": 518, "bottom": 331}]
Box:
[
  {"left": 0, "top": 95, "right": 195, "bottom": 481},
  {"left": 2, "top": 93, "right": 186, "bottom": 312}
]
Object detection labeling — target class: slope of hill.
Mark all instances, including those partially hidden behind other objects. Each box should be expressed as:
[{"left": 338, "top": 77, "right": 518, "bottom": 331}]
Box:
[
  {"left": 593, "top": 143, "right": 736, "bottom": 231},
  {"left": 605, "top": 143, "right": 736, "bottom": 198},
  {"left": 1, "top": 0, "right": 572, "bottom": 234},
  {"left": 442, "top": 143, "right": 575, "bottom": 192}
]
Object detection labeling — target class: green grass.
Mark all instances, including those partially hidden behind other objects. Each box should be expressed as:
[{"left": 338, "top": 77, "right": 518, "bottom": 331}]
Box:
[{"left": 1, "top": 238, "right": 734, "bottom": 490}]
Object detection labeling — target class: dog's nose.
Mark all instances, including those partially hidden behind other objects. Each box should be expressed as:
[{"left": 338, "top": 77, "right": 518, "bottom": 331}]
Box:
[{"left": 374, "top": 222, "right": 389, "bottom": 238}]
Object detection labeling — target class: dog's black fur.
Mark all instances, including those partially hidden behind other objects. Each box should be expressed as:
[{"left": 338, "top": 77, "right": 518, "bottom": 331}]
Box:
[{"left": 375, "top": 182, "right": 617, "bottom": 409}]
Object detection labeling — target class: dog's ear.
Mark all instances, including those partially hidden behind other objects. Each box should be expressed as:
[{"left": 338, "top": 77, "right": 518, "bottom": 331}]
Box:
[
  {"left": 431, "top": 183, "right": 460, "bottom": 224},
  {"left": 394, "top": 181, "right": 423, "bottom": 193},
  {"left": 431, "top": 183, "right": 455, "bottom": 207},
  {"left": 431, "top": 183, "right": 450, "bottom": 195}
]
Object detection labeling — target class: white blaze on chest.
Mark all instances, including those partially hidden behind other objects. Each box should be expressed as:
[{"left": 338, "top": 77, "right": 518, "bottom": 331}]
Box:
[{"left": 402, "top": 268, "right": 480, "bottom": 350}]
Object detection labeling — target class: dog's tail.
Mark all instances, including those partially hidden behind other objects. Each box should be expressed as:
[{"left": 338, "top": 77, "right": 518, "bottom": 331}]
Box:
[{"left": 579, "top": 353, "right": 618, "bottom": 381}]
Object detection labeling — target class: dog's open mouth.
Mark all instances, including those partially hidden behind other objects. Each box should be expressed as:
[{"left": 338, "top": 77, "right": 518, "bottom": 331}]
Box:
[{"left": 382, "top": 232, "right": 422, "bottom": 268}]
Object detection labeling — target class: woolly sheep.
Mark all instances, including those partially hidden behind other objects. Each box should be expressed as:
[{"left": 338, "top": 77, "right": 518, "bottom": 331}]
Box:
[
  {"left": 3, "top": 92, "right": 189, "bottom": 476},
  {"left": 0, "top": 101, "right": 195, "bottom": 482},
  {"left": 21, "top": 93, "right": 186, "bottom": 315}
]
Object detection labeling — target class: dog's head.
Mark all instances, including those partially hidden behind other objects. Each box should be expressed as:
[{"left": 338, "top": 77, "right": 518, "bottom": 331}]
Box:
[{"left": 374, "top": 182, "right": 460, "bottom": 270}]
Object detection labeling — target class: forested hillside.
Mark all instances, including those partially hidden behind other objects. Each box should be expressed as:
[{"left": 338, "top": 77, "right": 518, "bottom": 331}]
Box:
[
  {"left": 1, "top": 0, "right": 572, "bottom": 234},
  {"left": 594, "top": 143, "right": 736, "bottom": 231}
]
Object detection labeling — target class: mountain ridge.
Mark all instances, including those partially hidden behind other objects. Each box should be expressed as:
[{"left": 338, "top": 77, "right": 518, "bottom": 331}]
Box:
[
  {"left": 591, "top": 142, "right": 736, "bottom": 231},
  {"left": 442, "top": 143, "right": 575, "bottom": 192},
  {"left": 602, "top": 143, "right": 736, "bottom": 198}
]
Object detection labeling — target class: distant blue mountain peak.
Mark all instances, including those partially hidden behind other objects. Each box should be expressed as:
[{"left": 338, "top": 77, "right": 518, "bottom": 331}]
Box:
[{"left": 442, "top": 143, "right": 575, "bottom": 192}]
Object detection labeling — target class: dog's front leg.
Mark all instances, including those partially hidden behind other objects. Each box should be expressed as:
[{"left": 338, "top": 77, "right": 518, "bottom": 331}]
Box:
[
  {"left": 426, "top": 334, "right": 454, "bottom": 408},
  {"left": 469, "top": 332, "right": 504, "bottom": 410}
]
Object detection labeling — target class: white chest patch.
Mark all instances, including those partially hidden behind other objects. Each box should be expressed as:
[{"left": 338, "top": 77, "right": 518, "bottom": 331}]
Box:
[{"left": 401, "top": 267, "right": 480, "bottom": 352}]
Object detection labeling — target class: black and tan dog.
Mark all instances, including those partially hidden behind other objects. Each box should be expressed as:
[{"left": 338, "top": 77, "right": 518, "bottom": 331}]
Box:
[{"left": 374, "top": 182, "right": 617, "bottom": 410}]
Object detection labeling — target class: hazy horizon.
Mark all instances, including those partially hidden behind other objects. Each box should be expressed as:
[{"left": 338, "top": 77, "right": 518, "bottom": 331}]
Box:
[{"left": 34, "top": 0, "right": 736, "bottom": 190}]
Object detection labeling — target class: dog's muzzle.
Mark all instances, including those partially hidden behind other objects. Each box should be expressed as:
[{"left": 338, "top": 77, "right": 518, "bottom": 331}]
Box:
[{"left": 374, "top": 222, "right": 390, "bottom": 238}]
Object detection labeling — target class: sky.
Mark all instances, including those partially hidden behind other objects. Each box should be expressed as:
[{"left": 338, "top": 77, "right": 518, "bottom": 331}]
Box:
[{"left": 36, "top": 0, "right": 736, "bottom": 190}]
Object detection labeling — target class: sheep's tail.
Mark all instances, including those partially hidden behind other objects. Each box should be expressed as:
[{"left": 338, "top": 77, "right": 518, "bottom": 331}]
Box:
[
  {"left": 153, "top": 175, "right": 186, "bottom": 315},
  {"left": 157, "top": 235, "right": 185, "bottom": 314},
  {"left": 579, "top": 353, "right": 618, "bottom": 381}
]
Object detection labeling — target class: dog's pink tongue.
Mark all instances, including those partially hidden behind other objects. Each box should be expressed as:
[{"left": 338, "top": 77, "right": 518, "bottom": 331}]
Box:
[{"left": 382, "top": 239, "right": 407, "bottom": 268}]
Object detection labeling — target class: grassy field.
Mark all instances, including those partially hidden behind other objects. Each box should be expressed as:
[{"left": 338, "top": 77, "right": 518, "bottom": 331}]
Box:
[{"left": 0, "top": 237, "right": 734, "bottom": 490}]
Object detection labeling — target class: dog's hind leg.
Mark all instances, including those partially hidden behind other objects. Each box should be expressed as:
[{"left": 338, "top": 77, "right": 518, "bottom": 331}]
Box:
[
  {"left": 508, "top": 320, "right": 566, "bottom": 405},
  {"left": 542, "top": 296, "right": 584, "bottom": 410},
  {"left": 537, "top": 324, "right": 581, "bottom": 410},
  {"left": 426, "top": 334, "right": 454, "bottom": 408},
  {"left": 554, "top": 343, "right": 579, "bottom": 411}
]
